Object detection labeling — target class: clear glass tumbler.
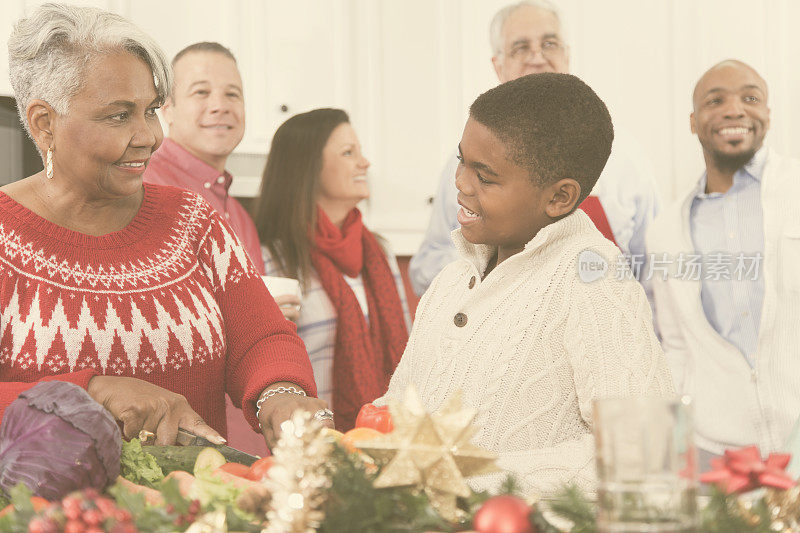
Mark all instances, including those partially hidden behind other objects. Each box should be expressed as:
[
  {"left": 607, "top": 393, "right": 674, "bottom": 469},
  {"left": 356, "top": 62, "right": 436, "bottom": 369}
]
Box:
[{"left": 594, "top": 396, "right": 698, "bottom": 533}]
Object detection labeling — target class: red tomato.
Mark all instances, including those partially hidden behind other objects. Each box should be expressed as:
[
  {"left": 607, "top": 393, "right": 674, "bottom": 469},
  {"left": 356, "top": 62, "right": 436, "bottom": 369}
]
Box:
[
  {"left": 30, "top": 497, "right": 50, "bottom": 512},
  {"left": 247, "top": 457, "right": 275, "bottom": 481},
  {"left": 355, "top": 403, "right": 393, "bottom": 433},
  {"left": 218, "top": 462, "right": 252, "bottom": 478}
]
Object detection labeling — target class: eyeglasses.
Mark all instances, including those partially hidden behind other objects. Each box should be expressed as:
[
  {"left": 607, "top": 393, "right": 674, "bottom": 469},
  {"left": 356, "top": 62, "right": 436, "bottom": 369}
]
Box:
[{"left": 505, "top": 39, "right": 565, "bottom": 62}]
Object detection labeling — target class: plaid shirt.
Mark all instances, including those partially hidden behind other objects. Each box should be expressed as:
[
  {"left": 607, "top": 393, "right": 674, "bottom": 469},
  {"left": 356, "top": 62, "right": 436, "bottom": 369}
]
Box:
[{"left": 262, "top": 245, "right": 412, "bottom": 405}]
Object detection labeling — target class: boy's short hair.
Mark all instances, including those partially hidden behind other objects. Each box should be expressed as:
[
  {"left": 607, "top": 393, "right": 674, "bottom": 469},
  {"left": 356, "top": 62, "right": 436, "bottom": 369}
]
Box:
[{"left": 469, "top": 73, "right": 613, "bottom": 207}]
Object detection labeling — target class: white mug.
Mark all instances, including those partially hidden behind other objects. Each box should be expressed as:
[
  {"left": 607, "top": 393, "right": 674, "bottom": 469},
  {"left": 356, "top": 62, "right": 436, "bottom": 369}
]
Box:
[{"left": 261, "top": 276, "right": 301, "bottom": 299}]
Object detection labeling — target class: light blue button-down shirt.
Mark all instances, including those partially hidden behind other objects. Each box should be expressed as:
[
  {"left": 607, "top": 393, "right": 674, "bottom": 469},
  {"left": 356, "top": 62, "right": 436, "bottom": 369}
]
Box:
[{"left": 689, "top": 148, "right": 766, "bottom": 367}]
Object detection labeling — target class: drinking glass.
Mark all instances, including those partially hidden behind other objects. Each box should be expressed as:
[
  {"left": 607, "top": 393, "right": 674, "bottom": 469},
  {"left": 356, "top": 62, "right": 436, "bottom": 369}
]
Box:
[{"left": 594, "top": 396, "right": 698, "bottom": 533}]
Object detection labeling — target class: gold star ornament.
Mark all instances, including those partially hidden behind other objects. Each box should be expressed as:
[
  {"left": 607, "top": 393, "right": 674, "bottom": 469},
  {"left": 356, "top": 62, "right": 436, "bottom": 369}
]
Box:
[{"left": 356, "top": 386, "right": 499, "bottom": 521}]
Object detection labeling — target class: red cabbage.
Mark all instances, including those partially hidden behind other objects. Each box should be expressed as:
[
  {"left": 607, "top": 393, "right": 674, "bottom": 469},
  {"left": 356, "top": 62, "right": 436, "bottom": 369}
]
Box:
[{"left": 0, "top": 381, "right": 121, "bottom": 500}]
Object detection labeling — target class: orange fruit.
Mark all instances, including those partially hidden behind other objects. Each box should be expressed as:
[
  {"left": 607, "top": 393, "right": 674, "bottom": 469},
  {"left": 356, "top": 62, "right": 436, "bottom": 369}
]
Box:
[{"left": 341, "top": 427, "right": 383, "bottom": 453}]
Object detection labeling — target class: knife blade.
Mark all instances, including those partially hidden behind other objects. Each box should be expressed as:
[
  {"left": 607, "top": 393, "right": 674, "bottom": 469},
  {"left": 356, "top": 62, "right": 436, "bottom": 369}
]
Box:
[{"left": 174, "top": 429, "right": 261, "bottom": 466}]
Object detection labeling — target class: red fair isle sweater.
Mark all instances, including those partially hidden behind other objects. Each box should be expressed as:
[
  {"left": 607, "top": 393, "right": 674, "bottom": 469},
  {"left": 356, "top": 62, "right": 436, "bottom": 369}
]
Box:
[{"left": 0, "top": 184, "right": 316, "bottom": 436}]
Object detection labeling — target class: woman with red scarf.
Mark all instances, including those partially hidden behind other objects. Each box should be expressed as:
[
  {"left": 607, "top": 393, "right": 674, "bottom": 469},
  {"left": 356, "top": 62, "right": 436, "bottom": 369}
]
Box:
[{"left": 254, "top": 109, "right": 411, "bottom": 431}]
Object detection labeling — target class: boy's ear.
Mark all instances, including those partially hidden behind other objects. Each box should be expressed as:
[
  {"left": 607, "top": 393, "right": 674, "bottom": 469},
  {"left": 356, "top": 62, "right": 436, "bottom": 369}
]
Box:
[{"left": 544, "top": 178, "right": 581, "bottom": 219}]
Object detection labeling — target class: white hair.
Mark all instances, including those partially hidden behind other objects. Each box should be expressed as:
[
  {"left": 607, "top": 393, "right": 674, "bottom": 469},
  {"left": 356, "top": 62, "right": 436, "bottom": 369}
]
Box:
[
  {"left": 489, "top": 0, "right": 564, "bottom": 56},
  {"left": 8, "top": 2, "right": 171, "bottom": 138}
]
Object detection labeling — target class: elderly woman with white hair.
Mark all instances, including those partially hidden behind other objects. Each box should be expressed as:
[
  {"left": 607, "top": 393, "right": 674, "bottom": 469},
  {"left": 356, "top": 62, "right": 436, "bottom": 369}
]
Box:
[{"left": 0, "top": 3, "right": 331, "bottom": 447}]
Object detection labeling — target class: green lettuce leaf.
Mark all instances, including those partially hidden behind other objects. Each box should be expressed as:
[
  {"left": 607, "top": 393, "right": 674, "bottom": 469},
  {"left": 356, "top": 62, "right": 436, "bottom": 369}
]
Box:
[{"left": 120, "top": 438, "right": 164, "bottom": 488}]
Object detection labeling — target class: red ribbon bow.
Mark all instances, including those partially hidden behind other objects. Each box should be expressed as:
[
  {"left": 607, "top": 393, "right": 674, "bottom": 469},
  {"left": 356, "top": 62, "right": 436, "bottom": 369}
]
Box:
[{"left": 699, "top": 445, "right": 797, "bottom": 494}]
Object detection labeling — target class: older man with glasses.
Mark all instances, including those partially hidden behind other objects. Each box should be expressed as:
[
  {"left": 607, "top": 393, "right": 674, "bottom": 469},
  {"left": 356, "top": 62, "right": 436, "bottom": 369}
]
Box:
[{"left": 410, "top": 0, "right": 660, "bottom": 301}]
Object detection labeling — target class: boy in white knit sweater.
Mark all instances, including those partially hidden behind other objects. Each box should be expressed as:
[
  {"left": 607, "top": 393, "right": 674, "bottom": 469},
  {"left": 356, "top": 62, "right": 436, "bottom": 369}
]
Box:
[{"left": 378, "top": 73, "right": 674, "bottom": 494}]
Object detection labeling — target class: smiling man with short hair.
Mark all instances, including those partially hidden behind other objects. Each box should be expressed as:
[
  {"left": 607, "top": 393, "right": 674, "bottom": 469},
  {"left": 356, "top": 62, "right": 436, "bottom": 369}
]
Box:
[
  {"left": 647, "top": 60, "right": 800, "bottom": 462},
  {"left": 144, "top": 41, "right": 264, "bottom": 273}
]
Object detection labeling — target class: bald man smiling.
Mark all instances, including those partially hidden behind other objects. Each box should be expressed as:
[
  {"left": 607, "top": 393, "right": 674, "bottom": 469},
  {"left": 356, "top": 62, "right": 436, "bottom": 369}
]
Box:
[{"left": 647, "top": 60, "right": 800, "bottom": 465}]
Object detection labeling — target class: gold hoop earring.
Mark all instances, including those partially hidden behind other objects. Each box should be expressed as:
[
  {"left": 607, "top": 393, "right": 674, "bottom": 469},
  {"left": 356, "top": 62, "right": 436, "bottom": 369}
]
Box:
[{"left": 46, "top": 147, "right": 54, "bottom": 180}]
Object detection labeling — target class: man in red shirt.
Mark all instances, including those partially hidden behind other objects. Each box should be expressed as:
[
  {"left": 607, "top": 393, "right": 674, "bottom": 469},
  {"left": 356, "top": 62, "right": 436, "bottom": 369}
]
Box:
[{"left": 144, "top": 42, "right": 264, "bottom": 273}]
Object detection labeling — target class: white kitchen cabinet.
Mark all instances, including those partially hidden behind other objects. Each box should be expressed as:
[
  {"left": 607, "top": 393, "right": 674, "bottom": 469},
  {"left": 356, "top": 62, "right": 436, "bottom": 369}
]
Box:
[
  {"left": 0, "top": 2, "right": 25, "bottom": 97},
  {"left": 125, "top": 0, "right": 353, "bottom": 155},
  {"left": 349, "top": 0, "right": 465, "bottom": 254},
  {"left": 5, "top": 1, "right": 800, "bottom": 255}
]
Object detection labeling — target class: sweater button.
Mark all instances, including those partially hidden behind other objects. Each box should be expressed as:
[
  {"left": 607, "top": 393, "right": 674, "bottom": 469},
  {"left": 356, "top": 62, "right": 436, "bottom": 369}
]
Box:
[
  {"left": 468, "top": 276, "right": 476, "bottom": 289},
  {"left": 454, "top": 312, "right": 467, "bottom": 327}
]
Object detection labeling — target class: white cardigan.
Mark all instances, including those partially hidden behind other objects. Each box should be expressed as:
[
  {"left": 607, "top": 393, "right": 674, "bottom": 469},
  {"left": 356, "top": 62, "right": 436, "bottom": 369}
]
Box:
[
  {"left": 647, "top": 148, "right": 800, "bottom": 455},
  {"left": 379, "top": 210, "right": 674, "bottom": 495}
]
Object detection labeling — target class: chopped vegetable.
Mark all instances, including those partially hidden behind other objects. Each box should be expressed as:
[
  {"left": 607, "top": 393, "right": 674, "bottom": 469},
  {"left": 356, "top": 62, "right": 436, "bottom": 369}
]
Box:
[
  {"left": 145, "top": 444, "right": 257, "bottom": 472},
  {"left": 247, "top": 457, "right": 275, "bottom": 481},
  {"left": 208, "top": 469, "right": 263, "bottom": 491},
  {"left": 114, "top": 476, "right": 164, "bottom": 506},
  {"left": 194, "top": 447, "right": 226, "bottom": 476},
  {"left": 0, "top": 494, "right": 48, "bottom": 518},
  {"left": 120, "top": 438, "right": 164, "bottom": 488},
  {"left": 219, "top": 463, "right": 251, "bottom": 478},
  {"left": 191, "top": 468, "right": 243, "bottom": 509},
  {"left": 0, "top": 381, "right": 121, "bottom": 500},
  {"left": 142, "top": 445, "right": 207, "bottom": 474},
  {"left": 164, "top": 471, "right": 196, "bottom": 498},
  {"left": 341, "top": 426, "right": 383, "bottom": 453},
  {"left": 355, "top": 403, "right": 394, "bottom": 433}
]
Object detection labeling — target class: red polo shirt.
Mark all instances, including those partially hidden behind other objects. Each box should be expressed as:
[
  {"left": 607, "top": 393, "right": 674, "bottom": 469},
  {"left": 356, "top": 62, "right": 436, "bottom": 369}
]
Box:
[{"left": 144, "top": 138, "right": 265, "bottom": 273}]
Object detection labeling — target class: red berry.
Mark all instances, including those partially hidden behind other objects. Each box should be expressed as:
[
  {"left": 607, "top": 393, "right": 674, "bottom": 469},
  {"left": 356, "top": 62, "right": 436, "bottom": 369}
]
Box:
[
  {"left": 111, "top": 524, "right": 138, "bottom": 533},
  {"left": 28, "top": 517, "right": 60, "bottom": 533},
  {"left": 165, "top": 504, "right": 175, "bottom": 513},
  {"left": 63, "top": 506, "right": 81, "bottom": 521},
  {"left": 188, "top": 499, "right": 201, "bottom": 514},
  {"left": 27, "top": 519, "right": 46, "bottom": 533},
  {"left": 62, "top": 496, "right": 80, "bottom": 507},
  {"left": 62, "top": 497, "right": 81, "bottom": 517},
  {"left": 114, "top": 509, "right": 132, "bottom": 523},
  {"left": 95, "top": 497, "right": 116, "bottom": 516},
  {"left": 85, "top": 528, "right": 104, "bottom": 533},
  {"left": 30, "top": 518, "right": 59, "bottom": 533},
  {"left": 64, "top": 520, "right": 86, "bottom": 533},
  {"left": 82, "top": 509, "right": 103, "bottom": 526}
]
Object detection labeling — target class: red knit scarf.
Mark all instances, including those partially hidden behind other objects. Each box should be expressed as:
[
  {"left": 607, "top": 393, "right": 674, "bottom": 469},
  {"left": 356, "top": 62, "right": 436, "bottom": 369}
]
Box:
[{"left": 310, "top": 207, "right": 409, "bottom": 431}]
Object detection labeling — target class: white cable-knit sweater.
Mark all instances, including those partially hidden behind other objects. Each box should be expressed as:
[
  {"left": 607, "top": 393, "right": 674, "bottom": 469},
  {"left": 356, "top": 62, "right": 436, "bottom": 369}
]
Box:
[
  {"left": 647, "top": 148, "right": 800, "bottom": 455},
  {"left": 379, "top": 210, "right": 674, "bottom": 495}
]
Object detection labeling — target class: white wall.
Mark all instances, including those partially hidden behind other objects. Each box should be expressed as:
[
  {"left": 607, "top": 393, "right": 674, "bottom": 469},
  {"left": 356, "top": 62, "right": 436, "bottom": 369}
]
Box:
[
  {"left": 445, "top": 0, "right": 800, "bottom": 208},
  {"left": 3, "top": 0, "right": 800, "bottom": 253}
]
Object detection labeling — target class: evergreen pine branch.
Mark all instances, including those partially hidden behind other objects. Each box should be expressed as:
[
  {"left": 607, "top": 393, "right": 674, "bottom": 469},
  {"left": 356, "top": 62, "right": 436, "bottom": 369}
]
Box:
[
  {"left": 700, "top": 488, "right": 773, "bottom": 533},
  {"left": 319, "top": 444, "right": 451, "bottom": 533},
  {"left": 529, "top": 508, "right": 567, "bottom": 533},
  {"left": 498, "top": 475, "right": 521, "bottom": 495},
  {"left": 546, "top": 485, "right": 597, "bottom": 533}
]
